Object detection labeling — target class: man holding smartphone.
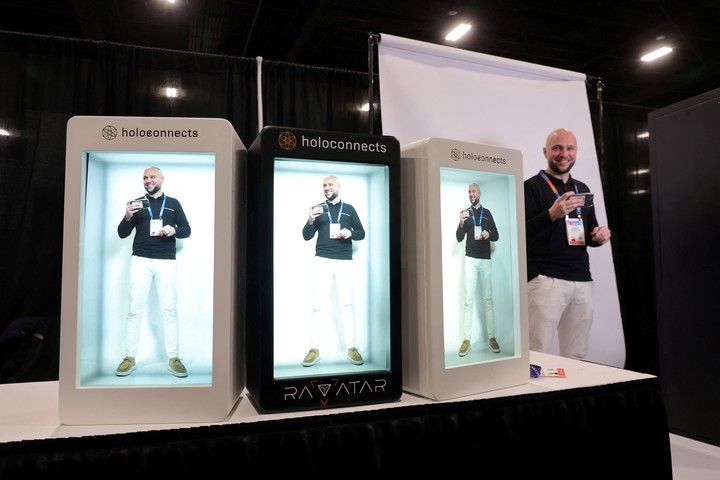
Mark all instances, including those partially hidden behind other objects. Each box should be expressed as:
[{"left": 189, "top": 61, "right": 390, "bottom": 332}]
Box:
[
  {"left": 115, "top": 166, "right": 191, "bottom": 377},
  {"left": 524, "top": 128, "right": 611, "bottom": 360},
  {"left": 456, "top": 182, "right": 500, "bottom": 357},
  {"left": 301, "top": 175, "right": 366, "bottom": 367}
]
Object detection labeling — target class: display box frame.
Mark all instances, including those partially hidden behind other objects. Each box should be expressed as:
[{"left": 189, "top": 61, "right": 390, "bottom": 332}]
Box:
[
  {"left": 59, "top": 116, "right": 246, "bottom": 424},
  {"left": 246, "top": 126, "right": 402, "bottom": 412},
  {"left": 401, "top": 137, "right": 529, "bottom": 400}
]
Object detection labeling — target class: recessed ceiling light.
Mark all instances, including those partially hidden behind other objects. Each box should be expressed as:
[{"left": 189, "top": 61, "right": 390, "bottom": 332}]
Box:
[
  {"left": 446, "top": 24, "right": 471, "bottom": 42},
  {"left": 641, "top": 46, "right": 673, "bottom": 62}
]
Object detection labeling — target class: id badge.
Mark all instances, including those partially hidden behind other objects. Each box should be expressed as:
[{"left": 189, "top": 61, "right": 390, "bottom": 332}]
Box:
[
  {"left": 565, "top": 217, "right": 585, "bottom": 246},
  {"left": 329, "top": 223, "right": 341, "bottom": 239},
  {"left": 150, "top": 218, "right": 164, "bottom": 237},
  {"left": 474, "top": 225, "right": 483, "bottom": 240}
]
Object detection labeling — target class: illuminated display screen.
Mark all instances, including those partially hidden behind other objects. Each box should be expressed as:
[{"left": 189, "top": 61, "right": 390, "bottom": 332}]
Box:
[
  {"left": 77, "top": 151, "right": 215, "bottom": 387},
  {"left": 245, "top": 126, "right": 402, "bottom": 412},
  {"left": 272, "top": 158, "right": 392, "bottom": 379}
]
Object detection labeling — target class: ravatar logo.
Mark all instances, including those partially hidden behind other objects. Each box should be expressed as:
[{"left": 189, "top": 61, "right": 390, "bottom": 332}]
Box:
[
  {"left": 277, "top": 131, "right": 297, "bottom": 150},
  {"left": 283, "top": 377, "right": 388, "bottom": 407}
]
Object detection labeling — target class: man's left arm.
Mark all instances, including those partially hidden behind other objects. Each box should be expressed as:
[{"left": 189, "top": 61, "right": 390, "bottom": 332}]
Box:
[
  {"left": 585, "top": 204, "right": 610, "bottom": 247},
  {"left": 574, "top": 180, "right": 609, "bottom": 247},
  {"left": 485, "top": 209, "right": 499, "bottom": 242},
  {"left": 348, "top": 206, "right": 365, "bottom": 241},
  {"left": 172, "top": 199, "right": 192, "bottom": 239}
]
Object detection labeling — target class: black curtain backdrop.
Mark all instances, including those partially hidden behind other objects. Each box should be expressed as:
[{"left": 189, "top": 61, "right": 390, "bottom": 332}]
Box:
[
  {"left": 593, "top": 102, "right": 659, "bottom": 376},
  {"left": 0, "top": 380, "right": 672, "bottom": 479},
  {"left": 261, "top": 60, "right": 379, "bottom": 134},
  {"left": 0, "top": 30, "right": 659, "bottom": 381}
]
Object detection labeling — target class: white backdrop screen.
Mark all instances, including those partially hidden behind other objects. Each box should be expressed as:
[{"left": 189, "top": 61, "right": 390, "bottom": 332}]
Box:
[{"left": 378, "top": 33, "right": 624, "bottom": 367}]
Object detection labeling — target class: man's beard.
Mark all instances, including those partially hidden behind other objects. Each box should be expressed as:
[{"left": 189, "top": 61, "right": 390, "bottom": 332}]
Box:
[
  {"left": 146, "top": 185, "right": 160, "bottom": 195},
  {"left": 325, "top": 192, "right": 338, "bottom": 202},
  {"left": 549, "top": 160, "right": 574, "bottom": 175}
]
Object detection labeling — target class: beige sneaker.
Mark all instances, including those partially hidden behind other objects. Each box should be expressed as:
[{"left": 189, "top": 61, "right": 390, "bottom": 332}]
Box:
[
  {"left": 488, "top": 337, "right": 501, "bottom": 353},
  {"left": 459, "top": 340, "right": 471, "bottom": 357},
  {"left": 347, "top": 347, "right": 364, "bottom": 365},
  {"left": 116, "top": 357, "right": 136, "bottom": 376},
  {"left": 303, "top": 348, "right": 320, "bottom": 367},
  {"left": 168, "top": 357, "right": 188, "bottom": 377}
]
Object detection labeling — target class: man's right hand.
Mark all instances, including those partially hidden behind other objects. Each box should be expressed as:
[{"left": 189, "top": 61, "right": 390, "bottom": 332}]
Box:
[
  {"left": 125, "top": 200, "right": 142, "bottom": 221},
  {"left": 308, "top": 205, "right": 322, "bottom": 224},
  {"left": 459, "top": 209, "right": 469, "bottom": 226},
  {"left": 549, "top": 192, "right": 586, "bottom": 221}
]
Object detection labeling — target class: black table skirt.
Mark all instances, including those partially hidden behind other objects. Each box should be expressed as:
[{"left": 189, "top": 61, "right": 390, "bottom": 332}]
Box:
[{"left": 0, "top": 378, "right": 671, "bottom": 479}]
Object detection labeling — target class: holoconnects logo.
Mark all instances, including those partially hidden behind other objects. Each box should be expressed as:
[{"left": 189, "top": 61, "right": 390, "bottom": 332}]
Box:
[
  {"left": 278, "top": 131, "right": 297, "bottom": 150},
  {"left": 102, "top": 125, "right": 118, "bottom": 140},
  {"left": 453, "top": 148, "right": 508, "bottom": 165}
]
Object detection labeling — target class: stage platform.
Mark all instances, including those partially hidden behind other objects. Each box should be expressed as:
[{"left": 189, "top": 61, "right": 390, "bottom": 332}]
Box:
[{"left": 0, "top": 351, "right": 672, "bottom": 478}]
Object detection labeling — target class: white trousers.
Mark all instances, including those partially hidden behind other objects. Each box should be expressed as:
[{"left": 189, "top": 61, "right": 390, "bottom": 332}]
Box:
[
  {"left": 309, "top": 256, "right": 356, "bottom": 350},
  {"left": 463, "top": 257, "right": 495, "bottom": 341},
  {"left": 528, "top": 275, "right": 593, "bottom": 359},
  {"left": 123, "top": 255, "right": 179, "bottom": 359}
]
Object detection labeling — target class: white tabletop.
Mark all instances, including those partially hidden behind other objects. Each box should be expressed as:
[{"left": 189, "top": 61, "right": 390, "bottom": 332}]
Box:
[{"left": 0, "top": 351, "right": 654, "bottom": 444}]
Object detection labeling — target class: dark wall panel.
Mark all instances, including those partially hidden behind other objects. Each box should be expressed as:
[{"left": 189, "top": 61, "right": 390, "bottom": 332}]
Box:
[{"left": 649, "top": 87, "right": 720, "bottom": 447}]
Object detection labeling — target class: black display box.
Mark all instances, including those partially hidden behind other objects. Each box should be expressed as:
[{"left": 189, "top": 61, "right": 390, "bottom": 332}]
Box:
[{"left": 245, "top": 126, "right": 402, "bottom": 412}]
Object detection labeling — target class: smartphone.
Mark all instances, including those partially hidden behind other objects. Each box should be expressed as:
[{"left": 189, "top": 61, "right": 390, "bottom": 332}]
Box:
[
  {"left": 571, "top": 193, "right": 594, "bottom": 208},
  {"left": 130, "top": 198, "right": 150, "bottom": 209},
  {"left": 311, "top": 203, "right": 327, "bottom": 215}
]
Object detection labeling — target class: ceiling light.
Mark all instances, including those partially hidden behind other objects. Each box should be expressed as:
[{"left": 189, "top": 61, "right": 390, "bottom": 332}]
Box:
[
  {"left": 446, "top": 24, "right": 471, "bottom": 42},
  {"left": 641, "top": 46, "right": 672, "bottom": 62},
  {"left": 159, "top": 85, "right": 183, "bottom": 99}
]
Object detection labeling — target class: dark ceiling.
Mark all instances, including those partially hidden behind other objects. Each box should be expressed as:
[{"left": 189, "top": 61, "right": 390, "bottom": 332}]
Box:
[{"left": 3, "top": 0, "right": 719, "bottom": 109}]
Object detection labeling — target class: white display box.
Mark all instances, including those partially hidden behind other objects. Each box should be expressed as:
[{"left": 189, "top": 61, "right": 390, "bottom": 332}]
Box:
[
  {"left": 401, "top": 137, "right": 529, "bottom": 400},
  {"left": 59, "top": 116, "right": 246, "bottom": 424}
]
